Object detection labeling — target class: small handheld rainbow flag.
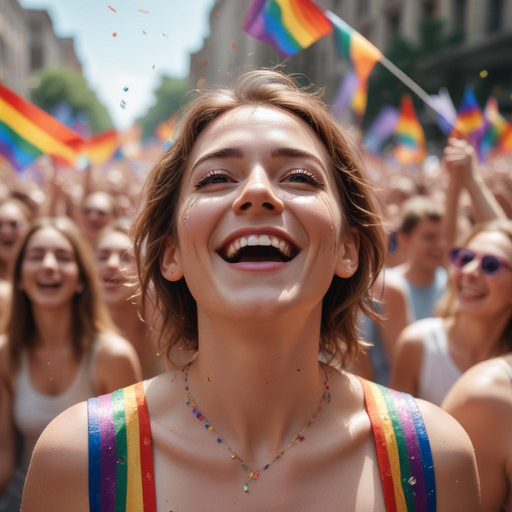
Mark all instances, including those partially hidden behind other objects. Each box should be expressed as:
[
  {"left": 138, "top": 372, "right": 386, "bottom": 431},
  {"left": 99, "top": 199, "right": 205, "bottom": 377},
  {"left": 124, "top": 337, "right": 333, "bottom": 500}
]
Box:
[
  {"left": 480, "top": 96, "right": 512, "bottom": 160},
  {"left": 0, "top": 83, "right": 83, "bottom": 171},
  {"left": 394, "top": 94, "right": 426, "bottom": 165},
  {"left": 326, "top": 11, "right": 383, "bottom": 118},
  {"left": 243, "top": 0, "right": 332, "bottom": 58},
  {"left": 452, "top": 85, "right": 484, "bottom": 138},
  {"left": 80, "top": 129, "right": 119, "bottom": 165}
]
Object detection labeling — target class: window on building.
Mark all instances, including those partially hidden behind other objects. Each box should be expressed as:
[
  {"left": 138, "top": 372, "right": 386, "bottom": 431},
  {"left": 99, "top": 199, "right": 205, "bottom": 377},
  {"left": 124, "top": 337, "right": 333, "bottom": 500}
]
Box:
[
  {"left": 423, "top": 0, "right": 438, "bottom": 18},
  {"left": 453, "top": 0, "right": 466, "bottom": 38},
  {"left": 357, "top": 0, "right": 370, "bottom": 20},
  {"left": 388, "top": 12, "right": 401, "bottom": 40},
  {"left": 488, "top": 0, "right": 503, "bottom": 33}
]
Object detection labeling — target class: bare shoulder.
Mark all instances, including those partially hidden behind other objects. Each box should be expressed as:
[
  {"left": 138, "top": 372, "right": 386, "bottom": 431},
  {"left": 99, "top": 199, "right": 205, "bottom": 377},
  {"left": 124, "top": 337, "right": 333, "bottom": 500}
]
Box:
[
  {"left": 416, "top": 399, "right": 481, "bottom": 511},
  {"left": 444, "top": 357, "right": 512, "bottom": 411},
  {"left": 21, "top": 402, "right": 89, "bottom": 512},
  {"left": 94, "top": 331, "right": 142, "bottom": 392}
]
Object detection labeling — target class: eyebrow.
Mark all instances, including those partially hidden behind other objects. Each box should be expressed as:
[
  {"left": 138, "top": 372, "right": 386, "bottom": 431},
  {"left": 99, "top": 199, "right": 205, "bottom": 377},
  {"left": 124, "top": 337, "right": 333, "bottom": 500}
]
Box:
[{"left": 191, "top": 146, "right": 327, "bottom": 173}]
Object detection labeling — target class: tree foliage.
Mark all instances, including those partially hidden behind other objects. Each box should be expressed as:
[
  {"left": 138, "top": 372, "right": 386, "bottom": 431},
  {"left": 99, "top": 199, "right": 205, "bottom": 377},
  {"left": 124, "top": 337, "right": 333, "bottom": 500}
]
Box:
[
  {"left": 136, "top": 76, "right": 189, "bottom": 141},
  {"left": 30, "top": 67, "right": 113, "bottom": 133}
]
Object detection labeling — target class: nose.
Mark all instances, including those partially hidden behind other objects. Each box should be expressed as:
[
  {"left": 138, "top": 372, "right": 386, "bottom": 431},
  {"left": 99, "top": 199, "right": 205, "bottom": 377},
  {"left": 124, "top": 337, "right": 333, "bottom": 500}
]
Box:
[
  {"left": 41, "top": 252, "right": 58, "bottom": 270},
  {"left": 107, "top": 252, "right": 121, "bottom": 269},
  {"left": 460, "top": 257, "right": 481, "bottom": 277},
  {"left": 232, "top": 168, "right": 284, "bottom": 215}
]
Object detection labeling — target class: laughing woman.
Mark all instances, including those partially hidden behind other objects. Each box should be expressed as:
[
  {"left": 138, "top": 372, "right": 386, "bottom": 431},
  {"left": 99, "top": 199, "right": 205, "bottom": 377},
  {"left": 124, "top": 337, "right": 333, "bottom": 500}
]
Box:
[
  {"left": 0, "top": 218, "right": 141, "bottom": 511},
  {"left": 22, "top": 71, "right": 479, "bottom": 511}
]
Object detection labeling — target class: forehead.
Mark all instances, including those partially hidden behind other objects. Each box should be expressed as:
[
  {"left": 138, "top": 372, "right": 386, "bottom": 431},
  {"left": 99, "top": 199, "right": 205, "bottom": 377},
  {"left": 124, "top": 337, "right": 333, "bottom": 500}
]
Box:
[
  {"left": 466, "top": 231, "right": 512, "bottom": 259},
  {"left": 413, "top": 218, "right": 442, "bottom": 235},
  {"left": 26, "top": 227, "right": 74, "bottom": 251},
  {"left": 97, "top": 231, "right": 130, "bottom": 251},
  {"left": 84, "top": 193, "right": 112, "bottom": 210},
  {"left": 0, "top": 202, "right": 26, "bottom": 220},
  {"left": 189, "top": 105, "right": 331, "bottom": 167}
]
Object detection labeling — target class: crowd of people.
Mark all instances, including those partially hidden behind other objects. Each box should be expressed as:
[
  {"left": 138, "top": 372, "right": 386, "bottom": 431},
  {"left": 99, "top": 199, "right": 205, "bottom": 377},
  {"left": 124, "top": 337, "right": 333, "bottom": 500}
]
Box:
[{"left": 0, "top": 69, "right": 510, "bottom": 510}]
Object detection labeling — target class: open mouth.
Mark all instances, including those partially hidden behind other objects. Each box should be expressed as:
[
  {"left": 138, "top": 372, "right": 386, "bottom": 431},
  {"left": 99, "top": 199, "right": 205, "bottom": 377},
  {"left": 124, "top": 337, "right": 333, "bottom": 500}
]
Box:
[
  {"left": 37, "top": 282, "right": 61, "bottom": 290},
  {"left": 102, "top": 275, "right": 122, "bottom": 287},
  {"left": 219, "top": 234, "right": 299, "bottom": 264}
]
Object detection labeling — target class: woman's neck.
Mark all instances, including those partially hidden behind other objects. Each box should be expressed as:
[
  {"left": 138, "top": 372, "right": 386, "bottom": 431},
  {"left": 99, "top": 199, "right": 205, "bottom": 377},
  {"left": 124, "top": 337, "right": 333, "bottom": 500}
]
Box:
[
  {"left": 32, "top": 305, "right": 73, "bottom": 349},
  {"left": 449, "top": 310, "right": 512, "bottom": 364},
  {"left": 187, "top": 304, "right": 327, "bottom": 468}
]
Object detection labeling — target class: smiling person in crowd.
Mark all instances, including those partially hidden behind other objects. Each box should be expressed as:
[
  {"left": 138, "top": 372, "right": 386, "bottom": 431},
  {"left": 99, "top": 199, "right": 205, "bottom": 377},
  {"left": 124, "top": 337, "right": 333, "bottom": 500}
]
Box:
[
  {"left": 21, "top": 70, "right": 479, "bottom": 511},
  {"left": 0, "top": 217, "right": 141, "bottom": 511}
]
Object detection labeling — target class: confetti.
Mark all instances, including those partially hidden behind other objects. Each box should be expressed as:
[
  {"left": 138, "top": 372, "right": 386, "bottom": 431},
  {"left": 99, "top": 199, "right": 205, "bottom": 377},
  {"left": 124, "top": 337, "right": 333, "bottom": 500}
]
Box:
[
  {"left": 138, "top": 9, "right": 149, "bottom": 14},
  {"left": 152, "top": 64, "right": 155, "bottom": 69},
  {"left": 123, "top": 86, "right": 129, "bottom": 92},
  {"left": 112, "top": 32, "right": 117, "bottom": 37},
  {"left": 163, "top": 33, "right": 168, "bottom": 38},
  {"left": 203, "top": 60, "right": 208, "bottom": 67},
  {"left": 197, "top": 78, "right": 206, "bottom": 90},
  {"left": 480, "top": 69, "right": 488, "bottom": 78},
  {"left": 232, "top": 41, "right": 236, "bottom": 50},
  {"left": 215, "top": 11, "right": 220, "bottom": 17},
  {"left": 142, "top": 30, "right": 147, "bottom": 35},
  {"left": 120, "top": 100, "right": 126, "bottom": 109},
  {"left": 107, "top": 5, "right": 117, "bottom": 13}
]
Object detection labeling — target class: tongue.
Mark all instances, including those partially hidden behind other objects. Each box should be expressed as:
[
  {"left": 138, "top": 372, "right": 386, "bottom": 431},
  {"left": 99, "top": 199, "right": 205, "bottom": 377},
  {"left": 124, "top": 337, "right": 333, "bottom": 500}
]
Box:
[{"left": 237, "top": 246, "right": 284, "bottom": 263}]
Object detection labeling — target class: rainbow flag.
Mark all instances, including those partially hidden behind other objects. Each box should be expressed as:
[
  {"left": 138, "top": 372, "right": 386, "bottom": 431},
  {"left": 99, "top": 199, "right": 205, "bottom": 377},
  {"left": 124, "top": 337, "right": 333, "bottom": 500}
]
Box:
[
  {"left": 80, "top": 129, "right": 119, "bottom": 165},
  {"left": 480, "top": 97, "right": 512, "bottom": 160},
  {"left": 394, "top": 94, "right": 426, "bottom": 165},
  {"left": 452, "top": 85, "right": 484, "bottom": 137},
  {"left": 0, "top": 83, "right": 83, "bottom": 171},
  {"left": 243, "top": 0, "right": 333, "bottom": 58},
  {"left": 326, "top": 11, "right": 383, "bottom": 118}
]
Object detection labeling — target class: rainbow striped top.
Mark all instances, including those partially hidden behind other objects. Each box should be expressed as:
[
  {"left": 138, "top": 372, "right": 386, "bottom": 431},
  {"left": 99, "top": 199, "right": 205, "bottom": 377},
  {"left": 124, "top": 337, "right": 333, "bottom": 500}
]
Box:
[{"left": 88, "top": 379, "right": 435, "bottom": 511}]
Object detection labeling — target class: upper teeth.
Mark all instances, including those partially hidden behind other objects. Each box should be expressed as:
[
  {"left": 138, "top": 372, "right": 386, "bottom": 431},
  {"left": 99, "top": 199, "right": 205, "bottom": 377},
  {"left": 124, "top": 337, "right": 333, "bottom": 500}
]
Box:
[
  {"left": 460, "top": 286, "right": 484, "bottom": 297},
  {"left": 224, "top": 235, "right": 293, "bottom": 260}
]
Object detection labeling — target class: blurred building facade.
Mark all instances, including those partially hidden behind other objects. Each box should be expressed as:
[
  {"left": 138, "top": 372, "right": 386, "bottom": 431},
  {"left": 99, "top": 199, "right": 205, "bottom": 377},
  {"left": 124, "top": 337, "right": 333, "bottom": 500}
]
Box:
[
  {"left": 0, "top": 0, "right": 30, "bottom": 96},
  {"left": 190, "top": 0, "right": 512, "bottom": 114},
  {"left": 0, "top": 1, "right": 82, "bottom": 98}
]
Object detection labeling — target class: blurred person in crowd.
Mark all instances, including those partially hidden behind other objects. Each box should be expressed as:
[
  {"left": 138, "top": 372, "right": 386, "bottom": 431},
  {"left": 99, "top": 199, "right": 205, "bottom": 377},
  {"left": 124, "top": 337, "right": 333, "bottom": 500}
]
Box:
[
  {"left": 443, "top": 354, "right": 512, "bottom": 511},
  {"left": 0, "top": 199, "right": 31, "bottom": 284},
  {"left": 22, "top": 70, "right": 478, "bottom": 512},
  {"left": 0, "top": 217, "right": 141, "bottom": 511},
  {"left": 387, "top": 196, "right": 448, "bottom": 322},
  {"left": 391, "top": 219, "right": 512, "bottom": 405},
  {"left": 96, "top": 219, "right": 165, "bottom": 378},
  {"left": 81, "top": 191, "right": 119, "bottom": 246}
]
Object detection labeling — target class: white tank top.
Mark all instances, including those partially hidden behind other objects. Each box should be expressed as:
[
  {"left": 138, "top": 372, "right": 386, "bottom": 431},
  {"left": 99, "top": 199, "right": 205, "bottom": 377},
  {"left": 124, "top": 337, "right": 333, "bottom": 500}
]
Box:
[
  {"left": 416, "top": 317, "right": 462, "bottom": 406},
  {"left": 13, "top": 342, "right": 98, "bottom": 471}
]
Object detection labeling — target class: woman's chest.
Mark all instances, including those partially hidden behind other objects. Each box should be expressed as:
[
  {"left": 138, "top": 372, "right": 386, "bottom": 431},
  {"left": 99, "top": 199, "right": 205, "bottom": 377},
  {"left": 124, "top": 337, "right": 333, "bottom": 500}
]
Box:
[{"left": 150, "top": 425, "right": 386, "bottom": 512}]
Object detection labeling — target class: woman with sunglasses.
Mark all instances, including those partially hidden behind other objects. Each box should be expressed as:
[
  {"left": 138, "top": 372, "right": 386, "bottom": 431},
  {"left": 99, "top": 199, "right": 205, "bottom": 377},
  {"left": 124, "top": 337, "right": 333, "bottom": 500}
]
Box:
[
  {"left": 391, "top": 219, "right": 512, "bottom": 406},
  {"left": 21, "top": 70, "right": 479, "bottom": 511}
]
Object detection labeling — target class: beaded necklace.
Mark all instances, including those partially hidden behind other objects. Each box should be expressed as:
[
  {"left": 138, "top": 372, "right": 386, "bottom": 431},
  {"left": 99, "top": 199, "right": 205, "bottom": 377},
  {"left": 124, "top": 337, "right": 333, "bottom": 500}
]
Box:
[{"left": 184, "top": 364, "right": 331, "bottom": 494}]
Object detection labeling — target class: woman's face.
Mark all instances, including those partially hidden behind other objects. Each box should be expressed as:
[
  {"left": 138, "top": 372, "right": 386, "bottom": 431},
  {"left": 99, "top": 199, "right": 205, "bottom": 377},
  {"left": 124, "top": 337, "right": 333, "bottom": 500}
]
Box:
[
  {"left": 0, "top": 202, "right": 28, "bottom": 266},
  {"left": 163, "top": 105, "right": 358, "bottom": 321},
  {"left": 96, "top": 231, "right": 134, "bottom": 305},
  {"left": 19, "top": 227, "right": 81, "bottom": 310},
  {"left": 452, "top": 230, "right": 512, "bottom": 318}
]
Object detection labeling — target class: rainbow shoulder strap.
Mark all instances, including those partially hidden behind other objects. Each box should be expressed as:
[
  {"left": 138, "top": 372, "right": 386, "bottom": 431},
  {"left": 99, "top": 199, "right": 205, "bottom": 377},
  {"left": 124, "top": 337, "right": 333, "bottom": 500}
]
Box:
[
  {"left": 361, "top": 379, "right": 436, "bottom": 512},
  {"left": 88, "top": 382, "right": 156, "bottom": 512}
]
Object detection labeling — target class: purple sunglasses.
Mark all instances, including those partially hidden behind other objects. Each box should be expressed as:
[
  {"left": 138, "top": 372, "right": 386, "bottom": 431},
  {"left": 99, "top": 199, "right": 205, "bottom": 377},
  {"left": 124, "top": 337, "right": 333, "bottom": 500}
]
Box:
[{"left": 449, "top": 247, "right": 512, "bottom": 278}]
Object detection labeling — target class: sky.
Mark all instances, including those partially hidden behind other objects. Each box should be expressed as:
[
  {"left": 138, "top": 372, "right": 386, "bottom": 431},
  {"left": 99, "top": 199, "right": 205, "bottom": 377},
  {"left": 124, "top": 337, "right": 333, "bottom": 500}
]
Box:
[{"left": 19, "top": 0, "right": 216, "bottom": 129}]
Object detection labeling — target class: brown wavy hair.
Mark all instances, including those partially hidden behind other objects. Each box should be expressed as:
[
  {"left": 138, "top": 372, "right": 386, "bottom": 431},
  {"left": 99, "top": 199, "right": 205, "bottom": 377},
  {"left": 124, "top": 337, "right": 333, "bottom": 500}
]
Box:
[
  {"left": 132, "top": 69, "right": 387, "bottom": 367},
  {"left": 4, "top": 217, "right": 115, "bottom": 374},
  {"left": 436, "top": 219, "right": 512, "bottom": 346}
]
